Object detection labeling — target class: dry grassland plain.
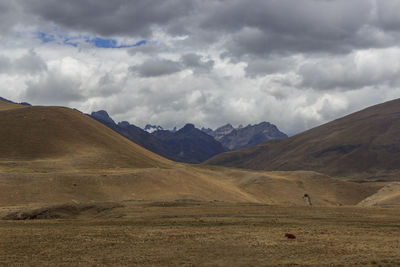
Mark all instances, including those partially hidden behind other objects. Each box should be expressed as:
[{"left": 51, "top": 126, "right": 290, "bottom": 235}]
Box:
[
  {"left": 1, "top": 202, "right": 400, "bottom": 266},
  {"left": 1, "top": 101, "right": 400, "bottom": 266}
]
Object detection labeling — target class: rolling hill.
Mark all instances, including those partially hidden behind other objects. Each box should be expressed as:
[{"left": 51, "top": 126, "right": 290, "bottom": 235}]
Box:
[
  {"left": 0, "top": 99, "right": 25, "bottom": 111},
  {"left": 358, "top": 182, "right": 400, "bottom": 207},
  {"left": 206, "top": 98, "right": 400, "bottom": 179},
  {"left": 0, "top": 101, "right": 171, "bottom": 169},
  {"left": 0, "top": 99, "right": 383, "bottom": 207}
]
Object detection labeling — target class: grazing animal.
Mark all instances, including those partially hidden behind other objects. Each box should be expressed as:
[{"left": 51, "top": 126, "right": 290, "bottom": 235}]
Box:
[{"left": 285, "top": 233, "right": 296, "bottom": 239}]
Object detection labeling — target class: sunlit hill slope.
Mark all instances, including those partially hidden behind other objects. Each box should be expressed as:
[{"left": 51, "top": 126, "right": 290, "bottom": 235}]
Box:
[{"left": 207, "top": 98, "right": 400, "bottom": 179}]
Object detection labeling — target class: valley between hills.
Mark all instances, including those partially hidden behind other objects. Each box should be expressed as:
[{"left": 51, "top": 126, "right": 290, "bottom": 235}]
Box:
[{"left": 1, "top": 98, "right": 400, "bottom": 265}]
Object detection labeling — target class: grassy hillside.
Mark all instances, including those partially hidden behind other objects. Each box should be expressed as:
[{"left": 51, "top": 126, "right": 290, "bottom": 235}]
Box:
[
  {"left": 0, "top": 100, "right": 383, "bottom": 207},
  {"left": 206, "top": 98, "right": 400, "bottom": 178},
  {"left": 0, "top": 101, "right": 171, "bottom": 169}
]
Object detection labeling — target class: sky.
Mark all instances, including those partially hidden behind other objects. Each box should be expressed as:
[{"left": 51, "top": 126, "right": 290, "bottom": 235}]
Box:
[{"left": 1, "top": 0, "right": 400, "bottom": 135}]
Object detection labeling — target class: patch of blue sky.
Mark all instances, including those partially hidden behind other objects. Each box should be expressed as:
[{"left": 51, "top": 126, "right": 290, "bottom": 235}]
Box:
[
  {"left": 134, "top": 40, "right": 147, "bottom": 46},
  {"left": 62, "top": 35, "right": 82, "bottom": 47},
  {"left": 86, "top": 37, "right": 117, "bottom": 48},
  {"left": 63, "top": 39, "right": 79, "bottom": 47},
  {"left": 35, "top": 30, "right": 146, "bottom": 49},
  {"left": 85, "top": 37, "right": 147, "bottom": 48},
  {"left": 37, "top": 31, "right": 56, "bottom": 43}
]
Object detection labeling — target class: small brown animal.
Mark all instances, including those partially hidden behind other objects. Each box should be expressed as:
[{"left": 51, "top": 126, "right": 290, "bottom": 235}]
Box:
[{"left": 285, "top": 233, "right": 296, "bottom": 239}]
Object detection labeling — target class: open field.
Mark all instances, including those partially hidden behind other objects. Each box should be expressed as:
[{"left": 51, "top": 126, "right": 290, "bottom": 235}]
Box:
[
  {"left": 0, "top": 165, "right": 381, "bottom": 207},
  {"left": 1, "top": 202, "right": 400, "bottom": 266},
  {"left": 0, "top": 100, "right": 395, "bottom": 208},
  {"left": 1, "top": 101, "right": 400, "bottom": 266}
]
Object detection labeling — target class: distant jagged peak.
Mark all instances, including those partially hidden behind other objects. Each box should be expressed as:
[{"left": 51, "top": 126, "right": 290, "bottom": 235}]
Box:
[
  {"left": 239, "top": 122, "right": 272, "bottom": 130},
  {"left": 200, "top": 121, "right": 287, "bottom": 150},
  {"left": 213, "top": 123, "right": 235, "bottom": 141},
  {"left": 216, "top": 123, "right": 234, "bottom": 131},
  {"left": 117, "top": 121, "right": 131, "bottom": 128},
  {"left": 178, "top": 123, "right": 196, "bottom": 133},
  {"left": 201, "top": 126, "right": 212, "bottom": 131},
  {"left": 255, "top": 121, "right": 271, "bottom": 127},
  {"left": 201, "top": 127, "right": 214, "bottom": 136},
  {"left": 90, "top": 110, "right": 116, "bottom": 125}
]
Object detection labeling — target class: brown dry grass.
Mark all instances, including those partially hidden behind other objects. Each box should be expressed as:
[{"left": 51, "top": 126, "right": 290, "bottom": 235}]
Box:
[
  {"left": 358, "top": 182, "right": 400, "bottom": 206},
  {"left": 1, "top": 202, "right": 399, "bottom": 266},
  {"left": 0, "top": 101, "right": 24, "bottom": 111},
  {"left": 0, "top": 103, "right": 171, "bottom": 169},
  {"left": 0, "top": 166, "right": 379, "bottom": 207},
  {"left": 0, "top": 101, "right": 384, "bottom": 207},
  {"left": 1, "top": 101, "right": 399, "bottom": 265}
]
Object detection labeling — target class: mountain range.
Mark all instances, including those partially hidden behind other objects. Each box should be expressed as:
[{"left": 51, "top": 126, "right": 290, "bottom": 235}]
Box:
[
  {"left": 202, "top": 122, "right": 287, "bottom": 150},
  {"left": 90, "top": 110, "right": 227, "bottom": 163},
  {"left": 1, "top": 98, "right": 378, "bottom": 207},
  {"left": 207, "top": 98, "right": 400, "bottom": 181},
  {"left": 0, "top": 97, "right": 288, "bottom": 164},
  {"left": 4, "top": 95, "right": 399, "bottom": 186},
  {"left": 90, "top": 110, "right": 287, "bottom": 163}
]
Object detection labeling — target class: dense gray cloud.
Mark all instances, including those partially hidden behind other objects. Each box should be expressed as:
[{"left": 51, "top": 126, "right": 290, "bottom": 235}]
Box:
[
  {"left": 181, "top": 53, "right": 214, "bottom": 74},
  {"left": 127, "top": 42, "right": 168, "bottom": 56},
  {"left": 245, "top": 57, "right": 296, "bottom": 77},
  {"left": 96, "top": 72, "right": 126, "bottom": 97},
  {"left": 20, "top": 0, "right": 195, "bottom": 37},
  {"left": 299, "top": 49, "right": 400, "bottom": 90},
  {"left": 376, "top": 1, "right": 400, "bottom": 32},
  {"left": 2, "top": 1, "right": 400, "bottom": 135},
  {"left": 0, "top": 56, "right": 11, "bottom": 73},
  {"left": 4, "top": 0, "right": 400, "bottom": 55},
  {"left": 0, "top": 1, "right": 20, "bottom": 34},
  {"left": 204, "top": 0, "right": 376, "bottom": 56},
  {"left": 130, "top": 53, "right": 214, "bottom": 77},
  {"left": 14, "top": 50, "right": 48, "bottom": 74},
  {"left": 24, "top": 71, "right": 84, "bottom": 104},
  {"left": 14, "top": 0, "right": 400, "bottom": 56},
  {"left": 0, "top": 50, "right": 47, "bottom": 75},
  {"left": 130, "top": 59, "right": 182, "bottom": 77}
]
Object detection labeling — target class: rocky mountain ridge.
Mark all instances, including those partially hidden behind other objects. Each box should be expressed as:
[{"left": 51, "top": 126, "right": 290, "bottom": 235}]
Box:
[
  {"left": 90, "top": 111, "right": 226, "bottom": 163},
  {"left": 202, "top": 122, "right": 287, "bottom": 150},
  {"left": 206, "top": 98, "right": 400, "bottom": 179}
]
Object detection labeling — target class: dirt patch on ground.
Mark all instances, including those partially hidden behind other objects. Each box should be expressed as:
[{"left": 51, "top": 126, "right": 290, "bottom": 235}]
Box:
[
  {"left": 147, "top": 199, "right": 205, "bottom": 207},
  {"left": 2, "top": 202, "right": 124, "bottom": 220}
]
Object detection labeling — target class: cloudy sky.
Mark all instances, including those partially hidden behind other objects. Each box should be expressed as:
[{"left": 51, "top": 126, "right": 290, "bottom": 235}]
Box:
[{"left": 1, "top": 0, "right": 400, "bottom": 135}]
